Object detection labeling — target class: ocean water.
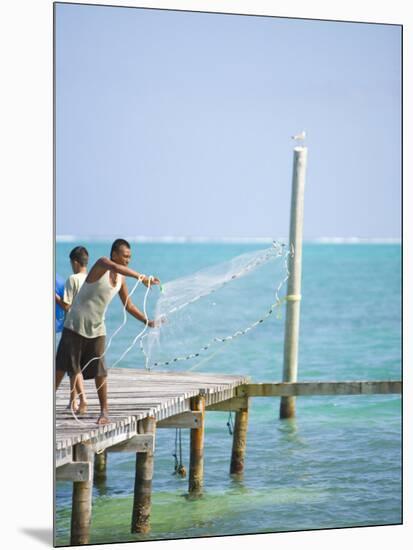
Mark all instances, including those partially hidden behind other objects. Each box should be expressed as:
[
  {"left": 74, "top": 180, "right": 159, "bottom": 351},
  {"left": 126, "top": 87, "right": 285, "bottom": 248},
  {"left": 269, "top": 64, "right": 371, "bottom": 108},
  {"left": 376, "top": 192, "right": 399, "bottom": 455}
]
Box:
[{"left": 55, "top": 242, "right": 401, "bottom": 545}]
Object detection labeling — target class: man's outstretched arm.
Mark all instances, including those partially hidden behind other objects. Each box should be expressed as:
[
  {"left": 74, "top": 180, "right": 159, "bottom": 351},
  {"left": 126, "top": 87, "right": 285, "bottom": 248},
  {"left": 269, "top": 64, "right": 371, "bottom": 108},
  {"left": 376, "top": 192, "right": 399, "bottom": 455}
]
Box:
[
  {"left": 93, "top": 257, "right": 160, "bottom": 287},
  {"left": 118, "top": 280, "right": 156, "bottom": 327}
]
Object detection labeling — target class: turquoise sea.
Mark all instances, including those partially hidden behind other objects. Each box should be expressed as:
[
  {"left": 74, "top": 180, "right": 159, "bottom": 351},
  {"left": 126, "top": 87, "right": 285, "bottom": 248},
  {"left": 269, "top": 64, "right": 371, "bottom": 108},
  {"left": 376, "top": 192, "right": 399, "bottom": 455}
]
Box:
[{"left": 55, "top": 241, "right": 402, "bottom": 545}]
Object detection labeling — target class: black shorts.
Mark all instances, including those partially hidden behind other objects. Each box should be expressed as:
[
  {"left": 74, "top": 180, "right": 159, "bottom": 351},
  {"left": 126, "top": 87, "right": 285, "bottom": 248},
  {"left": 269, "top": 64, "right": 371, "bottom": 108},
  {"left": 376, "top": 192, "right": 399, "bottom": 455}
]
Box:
[{"left": 56, "top": 328, "right": 107, "bottom": 380}]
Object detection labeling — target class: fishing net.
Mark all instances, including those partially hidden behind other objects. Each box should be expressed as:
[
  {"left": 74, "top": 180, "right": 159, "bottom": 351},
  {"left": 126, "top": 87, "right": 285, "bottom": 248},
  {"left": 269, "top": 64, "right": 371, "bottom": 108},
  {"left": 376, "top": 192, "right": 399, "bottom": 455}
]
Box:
[{"left": 138, "top": 241, "right": 290, "bottom": 370}]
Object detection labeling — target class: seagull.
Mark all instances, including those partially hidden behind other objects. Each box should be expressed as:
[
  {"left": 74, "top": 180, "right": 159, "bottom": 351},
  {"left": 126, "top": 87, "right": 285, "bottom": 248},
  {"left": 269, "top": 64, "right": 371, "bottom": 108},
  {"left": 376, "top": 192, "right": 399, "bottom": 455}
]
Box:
[{"left": 291, "top": 130, "right": 306, "bottom": 145}]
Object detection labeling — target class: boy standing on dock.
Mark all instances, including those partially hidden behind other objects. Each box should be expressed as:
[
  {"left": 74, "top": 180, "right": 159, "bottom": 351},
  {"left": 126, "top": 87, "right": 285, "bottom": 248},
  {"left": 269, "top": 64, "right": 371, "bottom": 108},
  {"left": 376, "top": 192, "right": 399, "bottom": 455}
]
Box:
[
  {"left": 55, "top": 239, "right": 160, "bottom": 425},
  {"left": 55, "top": 246, "right": 90, "bottom": 414}
]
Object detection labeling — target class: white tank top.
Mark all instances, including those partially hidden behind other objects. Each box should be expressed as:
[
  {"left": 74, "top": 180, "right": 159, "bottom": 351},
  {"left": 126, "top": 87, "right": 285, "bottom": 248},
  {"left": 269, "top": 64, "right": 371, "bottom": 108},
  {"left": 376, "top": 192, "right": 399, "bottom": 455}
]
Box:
[{"left": 64, "top": 270, "right": 123, "bottom": 338}]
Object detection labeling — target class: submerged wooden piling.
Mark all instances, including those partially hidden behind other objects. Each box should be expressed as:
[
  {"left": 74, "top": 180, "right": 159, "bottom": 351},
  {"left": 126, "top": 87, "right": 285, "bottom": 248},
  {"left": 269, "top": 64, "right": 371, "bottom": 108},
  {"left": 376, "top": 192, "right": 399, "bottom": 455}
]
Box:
[
  {"left": 131, "top": 416, "right": 156, "bottom": 534},
  {"left": 94, "top": 450, "right": 107, "bottom": 482},
  {"left": 280, "top": 146, "right": 308, "bottom": 419},
  {"left": 188, "top": 391, "right": 206, "bottom": 498},
  {"left": 70, "top": 442, "right": 94, "bottom": 546},
  {"left": 230, "top": 404, "right": 249, "bottom": 476}
]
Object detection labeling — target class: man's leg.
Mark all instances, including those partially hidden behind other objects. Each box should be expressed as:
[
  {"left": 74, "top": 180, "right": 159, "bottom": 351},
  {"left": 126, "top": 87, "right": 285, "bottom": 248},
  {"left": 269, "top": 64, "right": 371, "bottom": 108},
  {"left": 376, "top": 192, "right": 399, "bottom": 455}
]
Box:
[
  {"left": 69, "top": 375, "right": 82, "bottom": 412},
  {"left": 68, "top": 377, "right": 78, "bottom": 410},
  {"left": 75, "top": 374, "right": 88, "bottom": 413},
  {"left": 95, "top": 376, "right": 109, "bottom": 425},
  {"left": 56, "top": 329, "right": 71, "bottom": 393},
  {"left": 56, "top": 369, "right": 65, "bottom": 390}
]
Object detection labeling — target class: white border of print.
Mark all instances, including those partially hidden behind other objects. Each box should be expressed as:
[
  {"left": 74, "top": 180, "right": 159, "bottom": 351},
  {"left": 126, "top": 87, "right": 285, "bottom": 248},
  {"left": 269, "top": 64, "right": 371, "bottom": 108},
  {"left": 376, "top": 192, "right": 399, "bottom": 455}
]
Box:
[{"left": 1, "top": 1, "right": 410, "bottom": 549}]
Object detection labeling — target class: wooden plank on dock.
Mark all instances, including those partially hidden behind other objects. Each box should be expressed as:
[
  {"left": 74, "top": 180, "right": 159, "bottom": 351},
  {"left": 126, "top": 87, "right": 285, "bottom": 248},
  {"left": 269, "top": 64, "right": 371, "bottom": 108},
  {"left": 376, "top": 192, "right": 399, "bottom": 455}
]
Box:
[
  {"left": 206, "top": 397, "right": 249, "bottom": 411},
  {"left": 56, "top": 462, "right": 92, "bottom": 482},
  {"left": 236, "top": 380, "right": 402, "bottom": 398},
  {"left": 107, "top": 434, "right": 155, "bottom": 453},
  {"left": 56, "top": 368, "right": 249, "bottom": 466},
  {"left": 157, "top": 411, "right": 202, "bottom": 429}
]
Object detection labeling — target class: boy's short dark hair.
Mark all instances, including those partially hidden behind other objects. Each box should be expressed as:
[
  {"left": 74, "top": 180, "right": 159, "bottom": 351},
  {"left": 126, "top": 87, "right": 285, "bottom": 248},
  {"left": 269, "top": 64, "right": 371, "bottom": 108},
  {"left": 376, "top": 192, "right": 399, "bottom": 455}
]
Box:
[
  {"left": 110, "top": 238, "right": 131, "bottom": 259},
  {"left": 69, "top": 246, "right": 89, "bottom": 267}
]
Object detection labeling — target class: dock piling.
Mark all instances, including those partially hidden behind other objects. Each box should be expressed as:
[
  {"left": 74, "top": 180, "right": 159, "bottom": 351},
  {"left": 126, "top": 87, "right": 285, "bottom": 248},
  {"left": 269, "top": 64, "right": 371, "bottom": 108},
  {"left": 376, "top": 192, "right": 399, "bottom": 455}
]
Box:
[
  {"left": 280, "top": 145, "right": 308, "bottom": 419},
  {"left": 188, "top": 391, "right": 206, "bottom": 498},
  {"left": 70, "top": 442, "right": 94, "bottom": 546},
  {"left": 230, "top": 401, "right": 249, "bottom": 476},
  {"left": 131, "top": 416, "right": 156, "bottom": 534},
  {"left": 94, "top": 450, "right": 107, "bottom": 482}
]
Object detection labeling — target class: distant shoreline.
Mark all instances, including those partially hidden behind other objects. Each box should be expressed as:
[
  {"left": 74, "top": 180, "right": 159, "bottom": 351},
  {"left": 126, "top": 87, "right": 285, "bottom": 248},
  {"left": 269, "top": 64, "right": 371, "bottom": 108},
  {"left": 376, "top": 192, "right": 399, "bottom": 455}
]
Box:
[{"left": 56, "top": 235, "right": 401, "bottom": 245}]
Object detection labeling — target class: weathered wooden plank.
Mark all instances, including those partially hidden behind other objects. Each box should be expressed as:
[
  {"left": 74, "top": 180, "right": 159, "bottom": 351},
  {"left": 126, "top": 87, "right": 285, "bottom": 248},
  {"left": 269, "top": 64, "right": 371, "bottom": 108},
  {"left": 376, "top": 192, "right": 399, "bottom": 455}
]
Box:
[
  {"left": 157, "top": 411, "right": 202, "bottom": 429},
  {"left": 55, "top": 370, "right": 255, "bottom": 458},
  {"left": 56, "top": 369, "right": 400, "bottom": 467},
  {"left": 56, "top": 462, "right": 92, "bottom": 482},
  {"left": 91, "top": 423, "right": 140, "bottom": 453},
  {"left": 236, "top": 381, "right": 402, "bottom": 398},
  {"left": 360, "top": 381, "right": 402, "bottom": 394},
  {"left": 56, "top": 445, "right": 73, "bottom": 468},
  {"left": 206, "top": 397, "right": 249, "bottom": 412},
  {"left": 106, "top": 434, "right": 154, "bottom": 453}
]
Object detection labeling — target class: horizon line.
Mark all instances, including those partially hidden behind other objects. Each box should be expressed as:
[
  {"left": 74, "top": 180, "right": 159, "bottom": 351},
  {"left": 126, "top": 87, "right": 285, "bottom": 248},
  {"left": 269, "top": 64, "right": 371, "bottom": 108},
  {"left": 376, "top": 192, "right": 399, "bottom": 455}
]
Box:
[{"left": 56, "top": 235, "right": 401, "bottom": 244}]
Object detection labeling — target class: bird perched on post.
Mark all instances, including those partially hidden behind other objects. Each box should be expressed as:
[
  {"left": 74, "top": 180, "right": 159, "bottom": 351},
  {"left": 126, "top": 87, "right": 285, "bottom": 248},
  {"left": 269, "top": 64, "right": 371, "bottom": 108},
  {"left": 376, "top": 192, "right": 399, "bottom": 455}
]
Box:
[{"left": 291, "top": 130, "right": 306, "bottom": 146}]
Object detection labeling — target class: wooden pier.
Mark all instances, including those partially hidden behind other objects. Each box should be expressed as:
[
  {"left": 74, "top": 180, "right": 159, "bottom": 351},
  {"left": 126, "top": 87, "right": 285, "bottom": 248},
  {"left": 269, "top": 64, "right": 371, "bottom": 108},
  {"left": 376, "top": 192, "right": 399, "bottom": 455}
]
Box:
[
  {"left": 55, "top": 368, "right": 250, "bottom": 543},
  {"left": 55, "top": 368, "right": 401, "bottom": 545},
  {"left": 55, "top": 368, "right": 249, "bottom": 468}
]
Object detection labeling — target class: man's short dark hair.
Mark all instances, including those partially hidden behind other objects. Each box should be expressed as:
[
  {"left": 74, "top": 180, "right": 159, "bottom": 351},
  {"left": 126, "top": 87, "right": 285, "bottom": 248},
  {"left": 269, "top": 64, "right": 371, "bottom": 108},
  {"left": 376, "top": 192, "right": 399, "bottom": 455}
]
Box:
[
  {"left": 69, "top": 246, "right": 89, "bottom": 267},
  {"left": 110, "top": 238, "right": 131, "bottom": 259}
]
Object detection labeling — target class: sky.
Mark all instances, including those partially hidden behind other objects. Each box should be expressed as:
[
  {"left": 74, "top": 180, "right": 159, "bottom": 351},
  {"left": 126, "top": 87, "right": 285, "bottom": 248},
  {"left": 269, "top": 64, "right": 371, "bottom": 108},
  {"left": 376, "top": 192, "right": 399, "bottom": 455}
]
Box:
[{"left": 55, "top": 3, "right": 401, "bottom": 240}]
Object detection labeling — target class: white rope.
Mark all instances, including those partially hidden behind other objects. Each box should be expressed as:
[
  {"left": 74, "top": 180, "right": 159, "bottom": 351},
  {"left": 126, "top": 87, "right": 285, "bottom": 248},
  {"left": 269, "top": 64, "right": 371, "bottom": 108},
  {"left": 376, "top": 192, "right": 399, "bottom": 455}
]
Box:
[{"left": 110, "top": 278, "right": 152, "bottom": 369}]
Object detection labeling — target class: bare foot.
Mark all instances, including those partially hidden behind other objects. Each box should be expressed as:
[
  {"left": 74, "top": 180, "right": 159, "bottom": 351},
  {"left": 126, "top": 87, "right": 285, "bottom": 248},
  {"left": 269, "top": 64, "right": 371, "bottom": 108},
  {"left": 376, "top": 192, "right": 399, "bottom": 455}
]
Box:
[
  {"left": 78, "top": 402, "right": 88, "bottom": 415},
  {"left": 96, "top": 413, "right": 109, "bottom": 425}
]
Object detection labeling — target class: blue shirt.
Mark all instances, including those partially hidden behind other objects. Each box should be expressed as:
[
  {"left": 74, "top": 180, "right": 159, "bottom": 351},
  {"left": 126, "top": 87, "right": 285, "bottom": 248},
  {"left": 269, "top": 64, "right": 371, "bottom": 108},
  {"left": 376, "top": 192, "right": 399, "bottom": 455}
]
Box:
[{"left": 56, "top": 274, "right": 65, "bottom": 333}]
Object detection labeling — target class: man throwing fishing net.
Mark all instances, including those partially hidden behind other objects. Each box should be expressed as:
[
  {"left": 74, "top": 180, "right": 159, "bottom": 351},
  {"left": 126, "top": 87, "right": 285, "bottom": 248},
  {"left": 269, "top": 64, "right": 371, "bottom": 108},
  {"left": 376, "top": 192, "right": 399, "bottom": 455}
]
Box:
[{"left": 55, "top": 238, "right": 160, "bottom": 425}]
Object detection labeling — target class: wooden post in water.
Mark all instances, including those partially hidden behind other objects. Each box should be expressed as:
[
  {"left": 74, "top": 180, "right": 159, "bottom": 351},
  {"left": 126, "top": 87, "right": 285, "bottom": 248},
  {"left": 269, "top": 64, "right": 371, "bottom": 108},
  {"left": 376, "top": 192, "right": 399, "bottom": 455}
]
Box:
[
  {"left": 188, "top": 390, "right": 206, "bottom": 498},
  {"left": 131, "top": 416, "right": 156, "bottom": 534},
  {"left": 70, "top": 442, "right": 94, "bottom": 546},
  {"left": 230, "top": 402, "right": 249, "bottom": 476},
  {"left": 280, "top": 146, "right": 308, "bottom": 419},
  {"left": 94, "top": 450, "right": 107, "bottom": 482}
]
